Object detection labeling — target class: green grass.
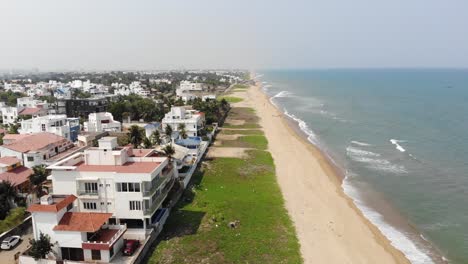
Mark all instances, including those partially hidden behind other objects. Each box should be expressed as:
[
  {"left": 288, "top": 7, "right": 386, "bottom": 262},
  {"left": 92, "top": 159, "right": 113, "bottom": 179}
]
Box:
[
  {"left": 0, "top": 207, "right": 26, "bottom": 234},
  {"left": 148, "top": 151, "right": 301, "bottom": 264},
  {"left": 148, "top": 104, "right": 301, "bottom": 264},
  {"left": 219, "top": 135, "right": 268, "bottom": 150},
  {"left": 218, "top": 96, "right": 244, "bottom": 103},
  {"left": 232, "top": 84, "right": 249, "bottom": 91},
  {"left": 221, "top": 129, "right": 264, "bottom": 135},
  {"left": 223, "top": 107, "right": 261, "bottom": 129}
]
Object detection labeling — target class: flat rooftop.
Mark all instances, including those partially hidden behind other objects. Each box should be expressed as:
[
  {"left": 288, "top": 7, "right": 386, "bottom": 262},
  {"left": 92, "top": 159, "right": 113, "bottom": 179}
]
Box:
[{"left": 76, "top": 161, "right": 161, "bottom": 173}]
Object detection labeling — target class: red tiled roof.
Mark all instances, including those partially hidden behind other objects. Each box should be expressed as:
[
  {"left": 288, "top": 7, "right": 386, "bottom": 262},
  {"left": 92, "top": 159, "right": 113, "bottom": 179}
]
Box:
[
  {"left": 19, "top": 107, "right": 43, "bottom": 116},
  {"left": 0, "top": 166, "right": 32, "bottom": 186},
  {"left": 0, "top": 156, "right": 21, "bottom": 166},
  {"left": 76, "top": 161, "right": 160, "bottom": 173},
  {"left": 2, "top": 132, "right": 68, "bottom": 153},
  {"left": 3, "top": 134, "right": 30, "bottom": 141},
  {"left": 28, "top": 195, "right": 77, "bottom": 213},
  {"left": 54, "top": 212, "right": 112, "bottom": 232}
]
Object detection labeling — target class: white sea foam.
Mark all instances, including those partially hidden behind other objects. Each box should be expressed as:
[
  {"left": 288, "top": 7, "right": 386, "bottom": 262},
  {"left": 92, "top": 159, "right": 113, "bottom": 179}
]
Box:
[
  {"left": 351, "top": 140, "right": 372, "bottom": 147},
  {"left": 342, "top": 175, "right": 435, "bottom": 264},
  {"left": 272, "top": 90, "right": 293, "bottom": 98},
  {"left": 390, "top": 139, "right": 406, "bottom": 152},
  {"left": 346, "top": 146, "right": 381, "bottom": 157},
  {"left": 347, "top": 146, "right": 408, "bottom": 174},
  {"left": 283, "top": 110, "right": 319, "bottom": 145}
]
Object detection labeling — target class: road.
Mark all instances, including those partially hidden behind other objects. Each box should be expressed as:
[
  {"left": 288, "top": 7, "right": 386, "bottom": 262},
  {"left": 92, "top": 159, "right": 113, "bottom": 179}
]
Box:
[{"left": 0, "top": 233, "right": 33, "bottom": 264}]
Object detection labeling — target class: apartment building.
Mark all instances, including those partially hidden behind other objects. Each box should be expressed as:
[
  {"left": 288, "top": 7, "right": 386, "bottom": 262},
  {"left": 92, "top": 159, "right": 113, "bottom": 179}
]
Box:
[
  {"left": 84, "top": 112, "right": 121, "bottom": 133},
  {"left": 47, "top": 137, "right": 176, "bottom": 240},
  {"left": 161, "top": 106, "right": 205, "bottom": 137},
  {"left": 19, "top": 115, "right": 80, "bottom": 141}
]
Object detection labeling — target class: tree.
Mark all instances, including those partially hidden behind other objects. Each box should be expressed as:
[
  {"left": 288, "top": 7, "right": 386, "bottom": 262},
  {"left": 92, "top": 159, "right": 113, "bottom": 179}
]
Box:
[
  {"left": 8, "top": 123, "right": 19, "bottom": 134},
  {"left": 30, "top": 165, "right": 48, "bottom": 196},
  {"left": 29, "top": 232, "right": 53, "bottom": 260},
  {"left": 142, "top": 137, "right": 153, "bottom": 148},
  {"left": 179, "top": 123, "right": 188, "bottom": 139},
  {"left": 162, "top": 144, "right": 175, "bottom": 162},
  {"left": 150, "top": 130, "right": 162, "bottom": 146},
  {"left": 128, "top": 125, "right": 144, "bottom": 148},
  {"left": 165, "top": 125, "right": 173, "bottom": 139}
]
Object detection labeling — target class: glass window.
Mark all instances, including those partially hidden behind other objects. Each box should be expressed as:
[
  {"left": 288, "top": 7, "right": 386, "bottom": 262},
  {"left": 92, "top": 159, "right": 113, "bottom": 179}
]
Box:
[{"left": 91, "top": 250, "right": 101, "bottom": 260}]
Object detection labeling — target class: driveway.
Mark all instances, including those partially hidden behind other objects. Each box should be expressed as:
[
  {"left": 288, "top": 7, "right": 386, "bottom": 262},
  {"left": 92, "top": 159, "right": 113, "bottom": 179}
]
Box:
[{"left": 0, "top": 233, "right": 33, "bottom": 264}]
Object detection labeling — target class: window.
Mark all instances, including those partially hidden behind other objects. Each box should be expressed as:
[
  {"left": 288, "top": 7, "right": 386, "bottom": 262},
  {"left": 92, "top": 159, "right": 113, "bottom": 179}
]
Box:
[
  {"left": 91, "top": 250, "right": 101, "bottom": 260},
  {"left": 41, "top": 124, "right": 46, "bottom": 131},
  {"left": 84, "top": 182, "right": 98, "bottom": 194},
  {"left": 27, "top": 156, "right": 34, "bottom": 162},
  {"left": 129, "top": 201, "right": 141, "bottom": 211},
  {"left": 66, "top": 203, "right": 73, "bottom": 211},
  {"left": 116, "top": 182, "right": 141, "bottom": 192},
  {"left": 83, "top": 202, "right": 97, "bottom": 210}
]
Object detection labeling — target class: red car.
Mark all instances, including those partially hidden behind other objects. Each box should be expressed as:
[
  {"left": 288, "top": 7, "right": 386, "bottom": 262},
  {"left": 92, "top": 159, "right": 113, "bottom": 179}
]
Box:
[{"left": 123, "top": 239, "right": 140, "bottom": 256}]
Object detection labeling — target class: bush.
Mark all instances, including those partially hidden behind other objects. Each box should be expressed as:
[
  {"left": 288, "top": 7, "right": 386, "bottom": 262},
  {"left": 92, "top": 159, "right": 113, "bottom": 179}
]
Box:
[{"left": 0, "top": 207, "right": 26, "bottom": 234}]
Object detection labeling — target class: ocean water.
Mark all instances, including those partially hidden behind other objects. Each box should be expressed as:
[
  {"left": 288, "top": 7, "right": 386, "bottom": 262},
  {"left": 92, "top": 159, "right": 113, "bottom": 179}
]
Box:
[{"left": 257, "top": 69, "right": 468, "bottom": 264}]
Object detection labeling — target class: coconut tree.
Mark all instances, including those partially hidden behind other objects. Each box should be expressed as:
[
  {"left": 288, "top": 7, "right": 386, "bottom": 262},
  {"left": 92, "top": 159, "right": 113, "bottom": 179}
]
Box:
[
  {"left": 143, "top": 137, "right": 153, "bottom": 148},
  {"left": 0, "top": 181, "right": 17, "bottom": 209},
  {"left": 179, "top": 123, "right": 188, "bottom": 139},
  {"left": 128, "top": 125, "right": 144, "bottom": 148},
  {"left": 162, "top": 144, "right": 175, "bottom": 162},
  {"left": 151, "top": 130, "right": 162, "bottom": 146},
  {"left": 30, "top": 165, "right": 48, "bottom": 196},
  {"left": 165, "top": 125, "right": 173, "bottom": 139}
]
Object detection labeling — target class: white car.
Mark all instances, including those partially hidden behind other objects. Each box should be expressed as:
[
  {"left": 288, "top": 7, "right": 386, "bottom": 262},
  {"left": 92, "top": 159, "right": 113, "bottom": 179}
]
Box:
[{"left": 1, "top": 236, "right": 21, "bottom": 250}]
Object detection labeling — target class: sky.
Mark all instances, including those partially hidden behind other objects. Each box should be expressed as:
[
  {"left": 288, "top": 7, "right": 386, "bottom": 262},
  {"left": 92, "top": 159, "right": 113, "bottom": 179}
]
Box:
[{"left": 0, "top": 0, "right": 467, "bottom": 71}]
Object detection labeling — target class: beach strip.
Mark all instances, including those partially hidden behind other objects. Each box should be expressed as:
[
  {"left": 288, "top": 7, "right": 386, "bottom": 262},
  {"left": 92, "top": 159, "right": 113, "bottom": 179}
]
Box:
[{"left": 245, "top": 82, "right": 410, "bottom": 264}]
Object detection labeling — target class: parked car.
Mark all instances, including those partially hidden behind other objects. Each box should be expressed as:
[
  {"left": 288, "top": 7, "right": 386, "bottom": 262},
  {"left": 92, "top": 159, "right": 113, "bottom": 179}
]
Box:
[
  {"left": 1, "top": 236, "right": 21, "bottom": 250},
  {"left": 122, "top": 239, "right": 140, "bottom": 256}
]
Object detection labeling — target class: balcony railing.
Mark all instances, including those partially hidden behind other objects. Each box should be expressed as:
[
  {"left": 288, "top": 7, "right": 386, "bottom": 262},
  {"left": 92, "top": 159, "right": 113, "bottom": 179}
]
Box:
[
  {"left": 77, "top": 189, "right": 99, "bottom": 196},
  {"left": 144, "top": 179, "right": 174, "bottom": 216},
  {"left": 142, "top": 168, "right": 174, "bottom": 197},
  {"left": 82, "top": 224, "right": 127, "bottom": 250}
]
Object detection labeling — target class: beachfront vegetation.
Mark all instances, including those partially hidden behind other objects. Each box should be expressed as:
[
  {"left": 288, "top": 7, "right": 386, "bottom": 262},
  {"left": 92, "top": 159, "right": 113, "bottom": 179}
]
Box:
[
  {"left": 148, "top": 102, "right": 301, "bottom": 264},
  {"left": 0, "top": 207, "right": 26, "bottom": 234},
  {"left": 217, "top": 96, "right": 243, "bottom": 103},
  {"left": 232, "top": 84, "right": 249, "bottom": 91},
  {"left": 219, "top": 135, "right": 268, "bottom": 150},
  {"left": 148, "top": 150, "right": 301, "bottom": 264},
  {"left": 223, "top": 107, "right": 261, "bottom": 129},
  {"left": 221, "top": 129, "right": 264, "bottom": 135}
]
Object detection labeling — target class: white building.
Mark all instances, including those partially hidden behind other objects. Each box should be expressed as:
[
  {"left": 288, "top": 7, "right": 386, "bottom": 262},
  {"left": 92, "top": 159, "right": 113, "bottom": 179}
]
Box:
[
  {"left": 161, "top": 107, "right": 205, "bottom": 137},
  {"left": 47, "top": 137, "right": 175, "bottom": 240},
  {"left": 179, "top": 81, "right": 203, "bottom": 91},
  {"left": 1, "top": 106, "right": 19, "bottom": 125},
  {"left": 27, "top": 194, "right": 126, "bottom": 262},
  {"left": 0, "top": 132, "right": 75, "bottom": 168},
  {"left": 84, "top": 112, "right": 121, "bottom": 133},
  {"left": 19, "top": 115, "right": 76, "bottom": 140},
  {"left": 17, "top": 97, "right": 48, "bottom": 110}
]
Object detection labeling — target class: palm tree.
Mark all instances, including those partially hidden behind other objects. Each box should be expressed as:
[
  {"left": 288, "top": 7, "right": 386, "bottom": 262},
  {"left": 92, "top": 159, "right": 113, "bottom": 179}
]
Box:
[
  {"left": 143, "top": 137, "right": 153, "bottom": 148},
  {"left": 128, "top": 125, "right": 144, "bottom": 148},
  {"left": 0, "top": 181, "right": 17, "bottom": 208},
  {"left": 151, "top": 130, "right": 162, "bottom": 146},
  {"left": 30, "top": 165, "right": 48, "bottom": 196},
  {"left": 165, "top": 125, "right": 173, "bottom": 139},
  {"left": 179, "top": 123, "right": 188, "bottom": 139},
  {"left": 162, "top": 144, "right": 175, "bottom": 162}
]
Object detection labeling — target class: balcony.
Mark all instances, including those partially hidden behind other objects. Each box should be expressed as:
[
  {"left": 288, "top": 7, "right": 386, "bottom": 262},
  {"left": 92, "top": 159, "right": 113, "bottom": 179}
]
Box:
[
  {"left": 142, "top": 167, "right": 174, "bottom": 197},
  {"left": 144, "top": 179, "right": 175, "bottom": 216},
  {"left": 77, "top": 189, "right": 99, "bottom": 196},
  {"left": 82, "top": 224, "right": 127, "bottom": 250}
]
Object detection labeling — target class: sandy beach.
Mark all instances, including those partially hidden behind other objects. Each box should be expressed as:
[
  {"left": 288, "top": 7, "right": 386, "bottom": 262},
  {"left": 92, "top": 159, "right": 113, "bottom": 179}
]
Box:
[{"left": 230, "top": 83, "right": 410, "bottom": 264}]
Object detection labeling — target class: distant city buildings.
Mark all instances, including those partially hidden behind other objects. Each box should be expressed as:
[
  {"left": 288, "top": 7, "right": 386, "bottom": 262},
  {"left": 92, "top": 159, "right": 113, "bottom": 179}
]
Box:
[{"left": 19, "top": 115, "right": 80, "bottom": 141}]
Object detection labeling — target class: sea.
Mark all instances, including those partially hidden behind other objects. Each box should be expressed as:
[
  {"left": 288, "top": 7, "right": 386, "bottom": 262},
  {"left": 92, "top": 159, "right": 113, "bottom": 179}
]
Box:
[{"left": 256, "top": 69, "right": 468, "bottom": 264}]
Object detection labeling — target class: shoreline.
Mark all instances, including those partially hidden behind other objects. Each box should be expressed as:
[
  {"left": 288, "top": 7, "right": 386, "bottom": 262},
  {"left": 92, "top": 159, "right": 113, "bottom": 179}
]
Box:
[
  {"left": 254, "top": 77, "right": 448, "bottom": 264},
  {"left": 242, "top": 80, "right": 412, "bottom": 263}
]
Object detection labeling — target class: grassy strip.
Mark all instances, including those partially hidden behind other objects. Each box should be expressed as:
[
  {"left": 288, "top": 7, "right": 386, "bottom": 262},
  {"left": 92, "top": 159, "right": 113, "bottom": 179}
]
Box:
[
  {"left": 233, "top": 84, "right": 248, "bottom": 89},
  {"left": 0, "top": 207, "right": 26, "bottom": 234},
  {"left": 218, "top": 96, "right": 244, "bottom": 103},
  {"left": 221, "top": 129, "right": 264, "bottom": 135},
  {"left": 223, "top": 107, "right": 260, "bottom": 129},
  {"left": 219, "top": 135, "right": 268, "bottom": 150},
  {"left": 148, "top": 150, "right": 301, "bottom": 264}
]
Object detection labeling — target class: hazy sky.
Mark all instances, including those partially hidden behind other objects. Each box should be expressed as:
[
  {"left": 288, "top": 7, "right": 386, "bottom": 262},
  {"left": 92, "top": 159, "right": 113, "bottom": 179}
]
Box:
[{"left": 0, "top": 0, "right": 467, "bottom": 70}]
